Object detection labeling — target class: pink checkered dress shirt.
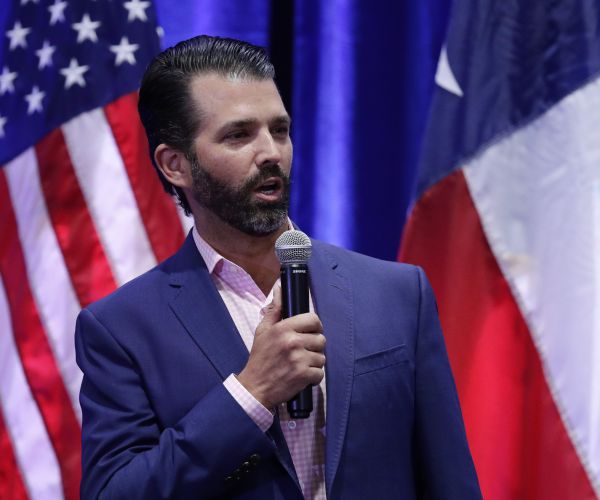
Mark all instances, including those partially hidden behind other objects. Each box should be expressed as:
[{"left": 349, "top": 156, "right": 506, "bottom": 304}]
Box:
[{"left": 192, "top": 227, "right": 327, "bottom": 499}]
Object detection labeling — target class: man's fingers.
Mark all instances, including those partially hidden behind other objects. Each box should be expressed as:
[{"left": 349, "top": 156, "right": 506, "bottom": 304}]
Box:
[
  {"left": 257, "top": 285, "right": 282, "bottom": 331},
  {"left": 282, "top": 313, "right": 323, "bottom": 334},
  {"left": 307, "top": 366, "right": 325, "bottom": 385},
  {"left": 306, "top": 351, "right": 326, "bottom": 368},
  {"left": 302, "top": 333, "right": 326, "bottom": 353},
  {"left": 271, "top": 283, "right": 282, "bottom": 309}
]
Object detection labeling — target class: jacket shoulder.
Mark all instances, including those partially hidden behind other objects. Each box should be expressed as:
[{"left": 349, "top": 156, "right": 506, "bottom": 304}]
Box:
[{"left": 85, "top": 236, "right": 198, "bottom": 319}]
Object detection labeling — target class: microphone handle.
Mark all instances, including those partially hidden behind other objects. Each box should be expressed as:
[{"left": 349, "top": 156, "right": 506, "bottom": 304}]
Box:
[{"left": 280, "top": 263, "right": 312, "bottom": 419}]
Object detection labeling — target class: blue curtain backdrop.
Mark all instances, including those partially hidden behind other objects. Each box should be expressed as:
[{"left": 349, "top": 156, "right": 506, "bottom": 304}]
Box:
[{"left": 154, "top": 0, "right": 451, "bottom": 261}]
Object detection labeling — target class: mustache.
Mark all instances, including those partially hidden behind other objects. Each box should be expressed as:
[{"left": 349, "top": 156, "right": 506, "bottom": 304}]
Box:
[{"left": 245, "top": 164, "right": 290, "bottom": 190}]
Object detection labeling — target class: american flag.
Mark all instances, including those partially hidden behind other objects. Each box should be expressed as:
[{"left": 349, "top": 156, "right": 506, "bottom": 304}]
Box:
[{"left": 0, "top": 1, "right": 190, "bottom": 498}]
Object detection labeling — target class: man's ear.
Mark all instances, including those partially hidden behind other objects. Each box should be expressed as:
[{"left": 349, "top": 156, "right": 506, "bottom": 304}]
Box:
[{"left": 154, "top": 144, "right": 192, "bottom": 188}]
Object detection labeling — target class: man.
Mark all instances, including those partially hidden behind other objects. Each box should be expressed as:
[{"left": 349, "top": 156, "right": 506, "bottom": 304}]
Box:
[{"left": 75, "top": 35, "right": 481, "bottom": 499}]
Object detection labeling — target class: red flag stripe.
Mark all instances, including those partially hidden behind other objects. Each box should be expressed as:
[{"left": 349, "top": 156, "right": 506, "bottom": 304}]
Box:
[
  {"left": 400, "top": 170, "right": 596, "bottom": 500},
  {"left": 0, "top": 405, "right": 28, "bottom": 500},
  {"left": 0, "top": 171, "right": 81, "bottom": 500},
  {"left": 104, "top": 92, "right": 186, "bottom": 262},
  {"left": 36, "top": 129, "right": 118, "bottom": 307}
]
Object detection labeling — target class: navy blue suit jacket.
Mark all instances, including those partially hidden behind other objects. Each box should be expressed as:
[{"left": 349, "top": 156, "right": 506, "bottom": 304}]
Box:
[{"left": 75, "top": 234, "right": 481, "bottom": 499}]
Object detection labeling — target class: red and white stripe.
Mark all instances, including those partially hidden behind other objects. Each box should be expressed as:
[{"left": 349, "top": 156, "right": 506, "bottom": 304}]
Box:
[
  {"left": 5, "top": 148, "right": 83, "bottom": 417},
  {"left": 0, "top": 278, "right": 62, "bottom": 499},
  {"left": 401, "top": 76, "right": 600, "bottom": 498},
  {"left": 0, "top": 91, "right": 188, "bottom": 499}
]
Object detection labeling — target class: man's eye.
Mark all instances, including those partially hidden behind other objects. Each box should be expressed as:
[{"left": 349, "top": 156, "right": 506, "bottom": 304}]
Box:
[
  {"left": 272, "top": 126, "right": 289, "bottom": 137},
  {"left": 225, "top": 131, "right": 248, "bottom": 140}
]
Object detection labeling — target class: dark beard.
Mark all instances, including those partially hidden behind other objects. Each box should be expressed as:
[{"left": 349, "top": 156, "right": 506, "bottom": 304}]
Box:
[{"left": 190, "top": 157, "right": 291, "bottom": 236}]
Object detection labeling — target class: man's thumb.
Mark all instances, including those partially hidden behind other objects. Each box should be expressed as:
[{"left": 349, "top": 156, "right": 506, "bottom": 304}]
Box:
[{"left": 258, "top": 284, "right": 282, "bottom": 330}]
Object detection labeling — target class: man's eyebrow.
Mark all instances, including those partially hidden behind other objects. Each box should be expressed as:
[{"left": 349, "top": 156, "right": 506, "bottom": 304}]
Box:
[
  {"left": 219, "top": 118, "right": 257, "bottom": 130},
  {"left": 271, "top": 115, "right": 291, "bottom": 126},
  {"left": 218, "top": 115, "right": 291, "bottom": 132}
]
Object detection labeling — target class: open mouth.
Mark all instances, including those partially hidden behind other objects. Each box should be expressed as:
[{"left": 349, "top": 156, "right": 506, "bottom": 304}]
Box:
[{"left": 254, "top": 177, "right": 284, "bottom": 199}]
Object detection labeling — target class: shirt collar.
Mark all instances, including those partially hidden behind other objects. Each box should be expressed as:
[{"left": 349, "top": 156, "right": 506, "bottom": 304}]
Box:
[
  {"left": 192, "top": 219, "right": 294, "bottom": 276},
  {"left": 192, "top": 226, "right": 223, "bottom": 275}
]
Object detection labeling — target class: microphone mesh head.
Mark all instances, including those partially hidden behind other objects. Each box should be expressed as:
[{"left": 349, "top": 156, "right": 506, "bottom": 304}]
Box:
[{"left": 275, "top": 230, "right": 312, "bottom": 264}]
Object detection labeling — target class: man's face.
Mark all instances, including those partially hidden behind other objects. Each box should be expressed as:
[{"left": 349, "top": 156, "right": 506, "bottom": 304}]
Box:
[{"left": 186, "top": 74, "right": 293, "bottom": 236}]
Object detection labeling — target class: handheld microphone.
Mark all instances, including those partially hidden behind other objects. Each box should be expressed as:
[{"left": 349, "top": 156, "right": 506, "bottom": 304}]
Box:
[{"left": 274, "top": 230, "right": 313, "bottom": 419}]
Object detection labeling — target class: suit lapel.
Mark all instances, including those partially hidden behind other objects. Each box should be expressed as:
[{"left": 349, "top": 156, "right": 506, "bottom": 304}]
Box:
[
  {"left": 167, "top": 236, "right": 249, "bottom": 379},
  {"left": 166, "top": 234, "right": 299, "bottom": 486},
  {"left": 309, "top": 242, "right": 354, "bottom": 496}
]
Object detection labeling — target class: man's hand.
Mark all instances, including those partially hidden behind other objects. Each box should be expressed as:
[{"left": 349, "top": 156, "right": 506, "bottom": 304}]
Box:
[{"left": 237, "top": 286, "right": 326, "bottom": 410}]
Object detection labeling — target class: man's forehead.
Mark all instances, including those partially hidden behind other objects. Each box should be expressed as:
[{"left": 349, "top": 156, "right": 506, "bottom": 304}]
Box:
[
  {"left": 189, "top": 73, "right": 288, "bottom": 125},
  {"left": 189, "top": 73, "right": 282, "bottom": 103}
]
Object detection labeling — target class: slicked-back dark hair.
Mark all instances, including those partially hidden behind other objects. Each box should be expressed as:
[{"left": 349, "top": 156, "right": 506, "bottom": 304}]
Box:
[{"left": 138, "top": 35, "right": 276, "bottom": 215}]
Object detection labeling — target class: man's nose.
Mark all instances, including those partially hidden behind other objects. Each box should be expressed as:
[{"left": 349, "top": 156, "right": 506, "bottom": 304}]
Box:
[{"left": 255, "top": 131, "right": 283, "bottom": 166}]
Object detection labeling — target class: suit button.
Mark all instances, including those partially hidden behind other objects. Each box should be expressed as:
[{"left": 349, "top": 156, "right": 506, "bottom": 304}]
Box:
[
  {"left": 249, "top": 454, "right": 261, "bottom": 466},
  {"left": 241, "top": 461, "right": 251, "bottom": 473},
  {"left": 224, "top": 475, "right": 234, "bottom": 484}
]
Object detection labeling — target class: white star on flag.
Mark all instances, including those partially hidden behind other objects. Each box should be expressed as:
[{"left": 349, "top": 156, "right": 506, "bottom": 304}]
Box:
[
  {"left": 0, "top": 67, "right": 18, "bottom": 94},
  {"left": 110, "top": 37, "right": 139, "bottom": 66},
  {"left": 21, "top": 0, "right": 40, "bottom": 4},
  {"left": 0, "top": 114, "right": 6, "bottom": 137},
  {"left": 60, "top": 58, "right": 90, "bottom": 88},
  {"left": 435, "top": 45, "right": 464, "bottom": 97},
  {"left": 48, "top": 0, "right": 68, "bottom": 25},
  {"left": 36, "top": 41, "right": 56, "bottom": 69},
  {"left": 123, "top": 0, "right": 150, "bottom": 22},
  {"left": 6, "top": 21, "right": 31, "bottom": 50},
  {"left": 25, "top": 85, "right": 45, "bottom": 114},
  {"left": 72, "top": 14, "right": 101, "bottom": 43}
]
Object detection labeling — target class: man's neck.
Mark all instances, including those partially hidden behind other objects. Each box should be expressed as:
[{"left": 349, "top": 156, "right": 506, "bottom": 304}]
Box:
[{"left": 193, "top": 210, "right": 287, "bottom": 296}]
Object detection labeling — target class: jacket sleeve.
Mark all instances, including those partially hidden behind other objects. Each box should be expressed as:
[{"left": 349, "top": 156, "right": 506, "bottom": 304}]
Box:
[
  {"left": 75, "top": 308, "right": 275, "bottom": 500},
  {"left": 413, "top": 267, "right": 482, "bottom": 499}
]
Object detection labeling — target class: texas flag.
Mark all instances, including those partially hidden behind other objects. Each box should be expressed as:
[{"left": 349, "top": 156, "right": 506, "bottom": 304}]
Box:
[{"left": 400, "top": 1, "right": 600, "bottom": 498}]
